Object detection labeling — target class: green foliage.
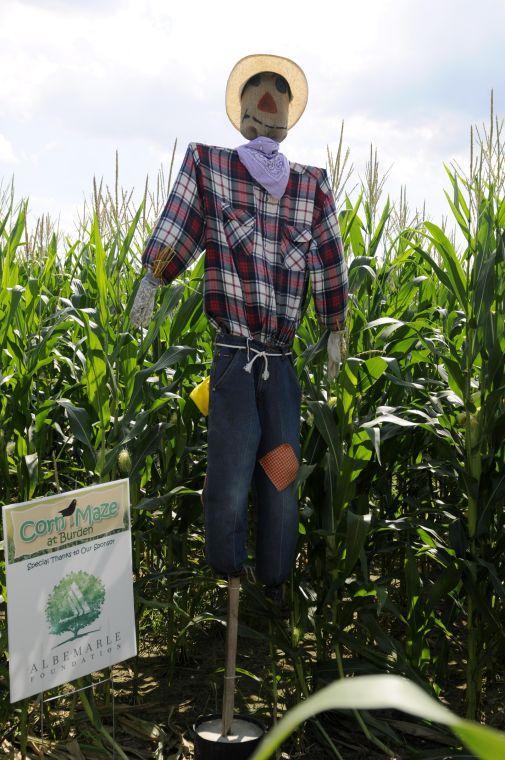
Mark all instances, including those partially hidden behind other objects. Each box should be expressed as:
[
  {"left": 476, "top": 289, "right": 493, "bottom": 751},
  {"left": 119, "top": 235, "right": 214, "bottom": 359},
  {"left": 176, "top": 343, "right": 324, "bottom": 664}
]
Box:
[
  {"left": 0, "top": 93, "right": 503, "bottom": 755},
  {"left": 250, "top": 674, "right": 505, "bottom": 760}
]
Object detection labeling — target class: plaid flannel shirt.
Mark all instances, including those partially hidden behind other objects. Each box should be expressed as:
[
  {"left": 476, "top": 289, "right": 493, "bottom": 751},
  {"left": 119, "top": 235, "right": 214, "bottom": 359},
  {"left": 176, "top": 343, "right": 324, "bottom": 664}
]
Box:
[{"left": 141, "top": 142, "right": 348, "bottom": 348}]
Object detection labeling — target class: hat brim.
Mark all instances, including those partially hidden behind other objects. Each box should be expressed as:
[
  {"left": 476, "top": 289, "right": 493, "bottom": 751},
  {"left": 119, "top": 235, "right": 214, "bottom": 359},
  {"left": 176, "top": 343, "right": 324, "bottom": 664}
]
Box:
[{"left": 225, "top": 53, "right": 308, "bottom": 133}]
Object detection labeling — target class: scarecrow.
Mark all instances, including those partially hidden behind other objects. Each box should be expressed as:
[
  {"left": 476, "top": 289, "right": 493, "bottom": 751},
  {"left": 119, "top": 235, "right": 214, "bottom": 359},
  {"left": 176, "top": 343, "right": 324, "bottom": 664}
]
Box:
[{"left": 131, "top": 53, "right": 349, "bottom": 612}]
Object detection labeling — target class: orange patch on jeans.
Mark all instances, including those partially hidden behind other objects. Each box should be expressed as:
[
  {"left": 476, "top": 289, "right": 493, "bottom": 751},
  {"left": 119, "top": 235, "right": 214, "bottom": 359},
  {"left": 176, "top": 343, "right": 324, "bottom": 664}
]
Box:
[{"left": 259, "top": 443, "right": 299, "bottom": 492}]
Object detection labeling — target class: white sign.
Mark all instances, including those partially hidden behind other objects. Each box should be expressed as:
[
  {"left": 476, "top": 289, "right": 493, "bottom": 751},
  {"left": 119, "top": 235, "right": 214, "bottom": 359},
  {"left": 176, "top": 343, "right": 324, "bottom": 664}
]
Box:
[{"left": 2, "top": 478, "right": 137, "bottom": 703}]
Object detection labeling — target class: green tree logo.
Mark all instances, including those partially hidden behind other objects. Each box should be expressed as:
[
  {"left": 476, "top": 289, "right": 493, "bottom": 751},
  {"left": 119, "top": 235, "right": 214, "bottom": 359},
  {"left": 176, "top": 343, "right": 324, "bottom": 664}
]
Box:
[{"left": 45, "top": 570, "right": 106, "bottom": 649}]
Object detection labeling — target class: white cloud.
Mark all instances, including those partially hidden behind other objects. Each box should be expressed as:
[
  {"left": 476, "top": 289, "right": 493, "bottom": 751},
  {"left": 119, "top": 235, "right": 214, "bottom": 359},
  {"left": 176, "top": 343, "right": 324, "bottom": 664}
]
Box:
[
  {"left": 0, "top": 0, "right": 503, "bottom": 241},
  {"left": 0, "top": 134, "right": 19, "bottom": 164}
]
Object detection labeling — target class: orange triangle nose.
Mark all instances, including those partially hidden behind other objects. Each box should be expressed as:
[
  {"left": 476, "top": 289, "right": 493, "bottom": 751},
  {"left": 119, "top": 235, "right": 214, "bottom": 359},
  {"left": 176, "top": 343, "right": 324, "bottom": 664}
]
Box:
[{"left": 257, "top": 92, "right": 278, "bottom": 114}]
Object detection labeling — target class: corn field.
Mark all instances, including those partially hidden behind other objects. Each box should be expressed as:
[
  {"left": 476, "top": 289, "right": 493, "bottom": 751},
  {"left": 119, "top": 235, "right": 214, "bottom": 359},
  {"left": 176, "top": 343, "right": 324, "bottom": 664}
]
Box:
[{"left": 0, "top": 92, "right": 503, "bottom": 758}]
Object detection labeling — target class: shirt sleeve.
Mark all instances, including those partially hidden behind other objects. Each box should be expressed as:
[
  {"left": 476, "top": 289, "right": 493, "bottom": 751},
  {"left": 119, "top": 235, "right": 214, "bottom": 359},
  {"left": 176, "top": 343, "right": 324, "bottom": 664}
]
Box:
[
  {"left": 308, "top": 168, "right": 349, "bottom": 331},
  {"left": 141, "top": 142, "right": 206, "bottom": 284}
]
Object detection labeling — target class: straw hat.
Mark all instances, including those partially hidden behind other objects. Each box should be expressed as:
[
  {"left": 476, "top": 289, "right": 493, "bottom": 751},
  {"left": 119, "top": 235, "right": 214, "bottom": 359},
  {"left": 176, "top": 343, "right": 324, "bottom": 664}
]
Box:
[{"left": 225, "top": 53, "right": 309, "bottom": 132}]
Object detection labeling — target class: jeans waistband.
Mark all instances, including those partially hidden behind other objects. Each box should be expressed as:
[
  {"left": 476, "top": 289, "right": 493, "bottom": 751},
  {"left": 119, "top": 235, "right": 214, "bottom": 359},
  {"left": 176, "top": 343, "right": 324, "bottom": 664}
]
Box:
[
  {"left": 214, "top": 331, "right": 292, "bottom": 355},
  {"left": 214, "top": 331, "right": 292, "bottom": 381}
]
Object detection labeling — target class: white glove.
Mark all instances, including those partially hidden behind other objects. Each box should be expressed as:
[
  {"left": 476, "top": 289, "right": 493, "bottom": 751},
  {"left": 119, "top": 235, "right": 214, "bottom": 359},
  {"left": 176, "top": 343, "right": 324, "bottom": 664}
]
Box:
[
  {"left": 327, "top": 329, "right": 348, "bottom": 380},
  {"left": 130, "top": 268, "right": 163, "bottom": 328}
]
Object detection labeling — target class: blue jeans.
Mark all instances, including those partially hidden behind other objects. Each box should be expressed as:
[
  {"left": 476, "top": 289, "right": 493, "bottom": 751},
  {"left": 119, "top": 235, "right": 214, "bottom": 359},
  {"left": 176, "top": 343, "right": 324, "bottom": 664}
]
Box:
[{"left": 202, "top": 330, "right": 302, "bottom": 587}]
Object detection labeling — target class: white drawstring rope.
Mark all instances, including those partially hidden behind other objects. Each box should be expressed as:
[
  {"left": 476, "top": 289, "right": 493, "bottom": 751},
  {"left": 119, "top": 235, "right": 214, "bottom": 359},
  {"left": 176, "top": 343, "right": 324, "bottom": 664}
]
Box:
[
  {"left": 215, "top": 339, "right": 290, "bottom": 382},
  {"left": 244, "top": 350, "right": 270, "bottom": 380}
]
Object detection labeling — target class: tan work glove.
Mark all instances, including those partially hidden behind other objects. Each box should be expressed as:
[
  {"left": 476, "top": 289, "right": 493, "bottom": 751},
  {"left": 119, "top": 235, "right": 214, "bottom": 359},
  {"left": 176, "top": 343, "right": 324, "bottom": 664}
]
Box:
[
  {"left": 130, "top": 267, "right": 163, "bottom": 328},
  {"left": 327, "top": 328, "right": 348, "bottom": 380}
]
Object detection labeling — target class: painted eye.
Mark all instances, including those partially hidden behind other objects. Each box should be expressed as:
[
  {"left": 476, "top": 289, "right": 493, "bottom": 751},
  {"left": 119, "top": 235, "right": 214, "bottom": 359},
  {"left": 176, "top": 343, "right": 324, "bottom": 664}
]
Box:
[
  {"left": 248, "top": 74, "right": 262, "bottom": 87},
  {"left": 275, "top": 76, "right": 288, "bottom": 94}
]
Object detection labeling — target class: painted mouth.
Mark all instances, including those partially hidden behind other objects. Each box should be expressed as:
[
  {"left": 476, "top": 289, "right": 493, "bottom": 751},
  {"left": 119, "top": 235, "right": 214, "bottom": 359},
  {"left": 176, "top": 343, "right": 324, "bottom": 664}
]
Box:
[{"left": 242, "top": 110, "right": 287, "bottom": 131}]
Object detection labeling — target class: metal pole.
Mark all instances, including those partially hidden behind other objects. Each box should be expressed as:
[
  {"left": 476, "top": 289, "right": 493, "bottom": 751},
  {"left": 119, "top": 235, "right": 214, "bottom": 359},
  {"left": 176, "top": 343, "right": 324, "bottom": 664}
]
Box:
[
  {"left": 38, "top": 691, "right": 44, "bottom": 758},
  {"left": 37, "top": 673, "right": 115, "bottom": 756}
]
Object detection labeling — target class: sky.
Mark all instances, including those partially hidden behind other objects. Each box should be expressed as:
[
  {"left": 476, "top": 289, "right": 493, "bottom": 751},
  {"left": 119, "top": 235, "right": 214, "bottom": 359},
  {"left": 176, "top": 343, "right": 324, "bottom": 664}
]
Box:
[{"left": 0, "top": 0, "right": 503, "bottom": 247}]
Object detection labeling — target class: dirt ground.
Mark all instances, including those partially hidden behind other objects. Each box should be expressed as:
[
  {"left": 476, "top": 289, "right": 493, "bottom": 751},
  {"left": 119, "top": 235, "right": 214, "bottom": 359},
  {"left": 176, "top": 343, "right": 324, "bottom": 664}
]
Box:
[{"left": 2, "top": 582, "right": 503, "bottom": 758}]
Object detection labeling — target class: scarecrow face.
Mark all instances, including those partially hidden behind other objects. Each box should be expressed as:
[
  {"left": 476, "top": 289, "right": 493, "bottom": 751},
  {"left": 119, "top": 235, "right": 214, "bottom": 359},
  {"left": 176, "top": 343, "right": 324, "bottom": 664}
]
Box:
[{"left": 239, "top": 70, "right": 292, "bottom": 142}]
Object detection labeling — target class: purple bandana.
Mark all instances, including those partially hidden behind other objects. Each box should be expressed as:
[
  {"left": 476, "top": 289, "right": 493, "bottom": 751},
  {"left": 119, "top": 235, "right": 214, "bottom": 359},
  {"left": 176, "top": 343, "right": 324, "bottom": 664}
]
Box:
[{"left": 235, "top": 136, "right": 290, "bottom": 199}]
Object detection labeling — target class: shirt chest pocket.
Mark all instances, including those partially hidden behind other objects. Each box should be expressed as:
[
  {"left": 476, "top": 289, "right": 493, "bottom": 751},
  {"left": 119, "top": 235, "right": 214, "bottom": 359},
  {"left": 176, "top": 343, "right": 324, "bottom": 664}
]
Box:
[
  {"left": 280, "top": 225, "right": 312, "bottom": 272},
  {"left": 220, "top": 201, "right": 255, "bottom": 256}
]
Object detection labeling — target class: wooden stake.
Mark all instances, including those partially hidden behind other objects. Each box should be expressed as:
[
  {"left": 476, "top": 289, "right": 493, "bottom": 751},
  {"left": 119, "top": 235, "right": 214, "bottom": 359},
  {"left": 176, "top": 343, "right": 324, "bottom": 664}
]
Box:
[{"left": 221, "top": 575, "right": 241, "bottom": 737}]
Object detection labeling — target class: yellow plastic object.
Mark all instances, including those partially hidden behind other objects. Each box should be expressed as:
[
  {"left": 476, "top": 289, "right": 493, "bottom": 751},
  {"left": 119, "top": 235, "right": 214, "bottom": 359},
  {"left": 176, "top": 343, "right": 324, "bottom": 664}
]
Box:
[{"left": 190, "top": 375, "right": 210, "bottom": 416}]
